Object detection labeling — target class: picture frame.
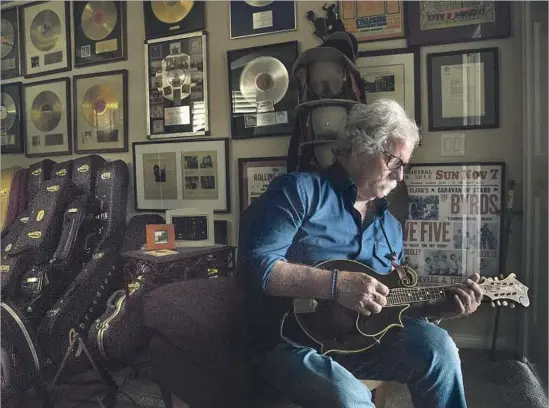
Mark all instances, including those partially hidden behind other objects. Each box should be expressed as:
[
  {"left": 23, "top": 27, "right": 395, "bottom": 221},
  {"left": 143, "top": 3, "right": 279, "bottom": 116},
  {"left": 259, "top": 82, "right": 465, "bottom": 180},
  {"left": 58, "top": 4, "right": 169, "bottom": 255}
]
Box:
[
  {"left": 145, "top": 31, "right": 209, "bottom": 139},
  {"left": 146, "top": 223, "right": 176, "bottom": 251},
  {"left": 339, "top": 1, "right": 405, "bottom": 42},
  {"left": 1, "top": 5, "right": 22, "bottom": 79},
  {"left": 214, "top": 220, "right": 229, "bottom": 245},
  {"left": 1, "top": 82, "right": 25, "bottom": 154},
  {"left": 133, "top": 138, "right": 230, "bottom": 213},
  {"left": 405, "top": 2, "right": 511, "bottom": 47},
  {"left": 403, "top": 161, "right": 505, "bottom": 285},
  {"left": 73, "top": 1, "right": 127, "bottom": 68},
  {"left": 143, "top": 1, "right": 205, "bottom": 40},
  {"left": 427, "top": 47, "right": 499, "bottom": 131},
  {"left": 21, "top": 1, "right": 71, "bottom": 78},
  {"left": 73, "top": 69, "right": 129, "bottom": 154},
  {"left": 165, "top": 208, "right": 215, "bottom": 247},
  {"left": 238, "top": 156, "right": 287, "bottom": 213},
  {"left": 23, "top": 77, "right": 72, "bottom": 157},
  {"left": 227, "top": 41, "right": 299, "bottom": 140},
  {"left": 229, "top": 1, "right": 297, "bottom": 40},
  {"left": 356, "top": 47, "right": 421, "bottom": 127}
]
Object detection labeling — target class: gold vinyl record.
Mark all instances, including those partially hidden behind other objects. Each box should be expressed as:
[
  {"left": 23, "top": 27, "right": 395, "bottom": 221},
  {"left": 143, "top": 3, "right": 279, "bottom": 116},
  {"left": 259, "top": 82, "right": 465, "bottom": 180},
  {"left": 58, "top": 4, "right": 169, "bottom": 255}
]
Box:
[
  {"left": 30, "top": 9, "right": 61, "bottom": 52},
  {"left": 1, "top": 92, "right": 17, "bottom": 131},
  {"left": 239, "top": 56, "right": 289, "bottom": 105},
  {"left": 31, "top": 91, "right": 62, "bottom": 132},
  {"left": 151, "top": 1, "right": 194, "bottom": 24},
  {"left": 244, "top": 1, "right": 273, "bottom": 7},
  {"left": 81, "top": 1, "right": 117, "bottom": 41},
  {"left": 81, "top": 84, "right": 119, "bottom": 128},
  {"left": 1, "top": 19, "right": 15, "bottom": 58}
]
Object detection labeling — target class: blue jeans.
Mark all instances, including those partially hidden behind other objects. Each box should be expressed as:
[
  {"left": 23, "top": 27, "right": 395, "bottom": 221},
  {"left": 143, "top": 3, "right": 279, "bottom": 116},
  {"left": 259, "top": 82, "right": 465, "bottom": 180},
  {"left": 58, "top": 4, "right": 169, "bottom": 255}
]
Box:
[{"left": 254, "top": 317, "right": 467, "bottom": 408}]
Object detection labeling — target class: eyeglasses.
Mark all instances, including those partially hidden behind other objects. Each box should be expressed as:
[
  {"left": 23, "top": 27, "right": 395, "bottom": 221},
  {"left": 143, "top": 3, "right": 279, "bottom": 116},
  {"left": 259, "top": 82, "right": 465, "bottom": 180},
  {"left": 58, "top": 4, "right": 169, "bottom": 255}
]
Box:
[{"left": 382, "top": 151, "right": 410, "bottom": 172}]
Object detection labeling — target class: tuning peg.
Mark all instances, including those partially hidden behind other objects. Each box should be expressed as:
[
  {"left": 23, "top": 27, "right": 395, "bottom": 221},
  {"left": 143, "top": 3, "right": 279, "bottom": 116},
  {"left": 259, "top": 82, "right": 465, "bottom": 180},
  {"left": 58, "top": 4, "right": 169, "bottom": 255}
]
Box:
[
  {"left": 510, "top": 303, "right": 516, "bottom": 309},
  {"left": 496, "top": 300, "right": 501, "bottom": 306},
  {"left": 502, "top": 301, "right": 508, "bottom": 307},
  {"left": 494, "top": 277, "right": 499, "bottom": 282},
  {"left": 500, "top": 274, "right": 504, "bottom": 279},
  {"left": 491, "top": 302, "right": 496, "bottom": 308}
]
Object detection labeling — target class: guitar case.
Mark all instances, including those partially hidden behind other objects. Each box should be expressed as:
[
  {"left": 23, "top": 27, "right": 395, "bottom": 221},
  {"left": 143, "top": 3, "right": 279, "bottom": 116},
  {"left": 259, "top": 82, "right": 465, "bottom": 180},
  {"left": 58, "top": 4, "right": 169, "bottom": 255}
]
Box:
[
  {"left": 27, "top": 159, "right": 55, "bottom": 205},
  {"left": 51, "top": 160, "right": 74, "bottom": 182},
  {"left": 2, "top": 168, "right": 28, "bottom": 238},
  {"left": 1, "top": 166, "right": 22, "bottom": 231},
  {"left": 71, "top": 155, "right": 106, "bottom": 198}
]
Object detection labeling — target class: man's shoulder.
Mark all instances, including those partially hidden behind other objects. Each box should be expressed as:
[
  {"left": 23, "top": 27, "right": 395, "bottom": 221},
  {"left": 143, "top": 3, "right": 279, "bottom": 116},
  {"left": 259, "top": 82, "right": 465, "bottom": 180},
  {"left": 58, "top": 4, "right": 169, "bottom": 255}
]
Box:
[{"left": 273, "top": 171, "right": 325, "bottom": 191}]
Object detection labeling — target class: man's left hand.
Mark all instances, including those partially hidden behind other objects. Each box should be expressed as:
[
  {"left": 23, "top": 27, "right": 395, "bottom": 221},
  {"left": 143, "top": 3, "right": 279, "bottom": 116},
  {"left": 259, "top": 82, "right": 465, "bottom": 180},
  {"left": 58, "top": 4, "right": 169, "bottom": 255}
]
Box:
[{"left": 429, "top": 273, "right": 484, "bottom": 320}]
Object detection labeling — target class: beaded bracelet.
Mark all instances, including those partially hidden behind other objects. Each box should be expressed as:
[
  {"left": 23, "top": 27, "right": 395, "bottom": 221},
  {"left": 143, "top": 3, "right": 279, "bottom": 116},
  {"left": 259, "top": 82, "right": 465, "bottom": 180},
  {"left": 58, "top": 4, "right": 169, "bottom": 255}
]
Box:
[{"left": 331, "top": 269, "right": 339, "bottom": 301}]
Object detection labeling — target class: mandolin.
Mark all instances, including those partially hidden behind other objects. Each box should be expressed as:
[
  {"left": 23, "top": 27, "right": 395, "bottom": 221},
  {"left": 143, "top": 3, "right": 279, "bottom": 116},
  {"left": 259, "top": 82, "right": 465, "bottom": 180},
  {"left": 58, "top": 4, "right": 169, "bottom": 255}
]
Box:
[{"left": 280, "top": 259, "right": 530, "bottom": 356}]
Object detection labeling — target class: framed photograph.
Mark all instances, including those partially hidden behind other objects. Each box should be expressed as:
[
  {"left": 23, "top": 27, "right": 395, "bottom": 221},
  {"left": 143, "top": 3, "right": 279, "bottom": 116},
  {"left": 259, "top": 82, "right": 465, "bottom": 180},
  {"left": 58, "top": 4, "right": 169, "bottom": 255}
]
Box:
[
  {"left": 146, "top": 224, "right": 176, "bottom": 251},
  {"left": 428, "top": 47, "right": 499, "bottom": 131},
  {"left": 166, "top": 208, "right": 215, "bottom": 247},
  {"left": 73, "top": 1, "right": 127, "bottom": 68},
  {"left": 143, "top": 1, "right": 205, "bottom": 40},
  {"left": 339, "top": 1, "right": 405, "bottom": 42},
  {"left": 230, "top": 1, "right": 296, "bottom": 39},
  {"left": 403, "top": 162, "right": 505, "bottom": 285},
  {"left": 145, "top": 31, "right": 209, "bottom": 139},
  {"left": 1, "top": 82, "right": 24, "bottom": 154},
  {"left": 356, "top": 47, "right": 421, "bottom": 127},
  {"left": 23, "top": 77, "right": 71, "bottom": 157},
  {"left": 73, "top": 69, "right": 128, "bottom": 154},
  {"left": 238, "top": 156, "right": 287, "bottom": 213},
  {"left": 228, "top": 41, "right": 298, "bottom": 140},
  {"left": 406, "top": 2, "right": 511, "bottom": 47},
  {"left": 214, "top": 220, "right": 229, "bottom": 245},
  {"left": 21, "top": 1, "right": 71, "bottom": 78},
  {"left": 1, "top": 6, "right": 22, "bottom": 79},
  {"left": 133, "top": 138, "right": 230, "bottom": 213}
]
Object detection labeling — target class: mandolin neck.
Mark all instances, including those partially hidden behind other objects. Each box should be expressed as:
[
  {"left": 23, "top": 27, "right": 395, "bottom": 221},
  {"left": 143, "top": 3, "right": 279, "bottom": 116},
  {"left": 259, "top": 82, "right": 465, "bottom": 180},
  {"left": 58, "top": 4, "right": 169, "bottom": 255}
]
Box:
[{"left": 387, "top": 285, "right": 453, "bottom": 306}]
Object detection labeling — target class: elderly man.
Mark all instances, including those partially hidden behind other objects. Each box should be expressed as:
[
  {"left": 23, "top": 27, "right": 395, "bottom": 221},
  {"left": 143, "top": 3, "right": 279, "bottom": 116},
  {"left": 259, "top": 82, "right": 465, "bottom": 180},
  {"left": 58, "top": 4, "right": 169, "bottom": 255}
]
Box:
[{"left": 237, "top": 100, "right": 483, "bottom": 408}]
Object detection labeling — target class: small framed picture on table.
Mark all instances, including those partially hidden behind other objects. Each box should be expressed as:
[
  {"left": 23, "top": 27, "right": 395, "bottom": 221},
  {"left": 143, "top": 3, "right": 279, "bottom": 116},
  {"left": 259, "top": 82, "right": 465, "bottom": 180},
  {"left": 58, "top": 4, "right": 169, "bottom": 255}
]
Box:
[
  {"left": 165, "top": 208, "right": 215, "bottom": 247},
  {"left": 146, "top": 224, "right": 176, "bottom": 251}
]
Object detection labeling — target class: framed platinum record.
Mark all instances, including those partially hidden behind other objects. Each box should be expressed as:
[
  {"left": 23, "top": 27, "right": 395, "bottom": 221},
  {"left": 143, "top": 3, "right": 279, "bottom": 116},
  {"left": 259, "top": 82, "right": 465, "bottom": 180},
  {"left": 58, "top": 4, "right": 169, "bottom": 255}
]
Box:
[
  {"left": 230, "top": 1, "right": 296, "bottom": 39},
  {"left": 145, "top": 31, "right": 209, "bottom": 139}
]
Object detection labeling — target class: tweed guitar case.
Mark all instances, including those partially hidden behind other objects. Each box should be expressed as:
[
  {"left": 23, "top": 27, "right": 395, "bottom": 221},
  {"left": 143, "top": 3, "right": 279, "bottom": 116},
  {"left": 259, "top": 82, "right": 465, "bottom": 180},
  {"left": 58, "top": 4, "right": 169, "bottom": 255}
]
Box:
[
  {"left": 0, "top": 166, "right": 22, "bottom": 231},
  {"left": 2, "top": 168, "right": 28, "bottom": 238},
  {"left": 51, "top": 160, "right": 74, "bottom": 183},
  {"left": 27, "top": 159, "right": 55, "bottom": 205}
]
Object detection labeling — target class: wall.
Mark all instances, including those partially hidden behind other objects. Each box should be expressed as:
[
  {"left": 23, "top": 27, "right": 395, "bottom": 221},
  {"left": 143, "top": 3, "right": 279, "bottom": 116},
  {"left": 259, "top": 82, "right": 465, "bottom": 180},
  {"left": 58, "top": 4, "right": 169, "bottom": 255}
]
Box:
[{"left": 1, "top": 1, "right": 524, "bottom": 351}]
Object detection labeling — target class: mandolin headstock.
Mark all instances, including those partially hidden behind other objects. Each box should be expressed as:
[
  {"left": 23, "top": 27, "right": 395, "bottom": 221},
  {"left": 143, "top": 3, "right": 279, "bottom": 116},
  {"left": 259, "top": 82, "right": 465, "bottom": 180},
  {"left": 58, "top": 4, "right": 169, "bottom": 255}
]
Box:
[{"left": 480, "top": 273, "right": 530, "bottom": 308}]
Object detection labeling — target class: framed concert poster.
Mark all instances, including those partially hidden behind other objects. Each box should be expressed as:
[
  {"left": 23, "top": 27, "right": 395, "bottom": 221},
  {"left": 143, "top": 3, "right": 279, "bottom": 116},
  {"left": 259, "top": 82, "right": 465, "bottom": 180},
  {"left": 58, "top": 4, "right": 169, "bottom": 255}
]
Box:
[
  {"left": 133, "top": 138, "right": 230, "bottom": 213},
  {"left": 228, "top": 41, "right": 298, "bottom": 139},
  {"left": 428, "top": 48, "right": 499, "bottom": 131},
  {"left": 238, "top": 156, "right": 287, "bottom": 213},
  {"left": 143, "top": 1, "right": 205, "bottom": 40},
  {"left": 1, "top": 6, "right": 22, "bottom": 79},
  {"left": 73, "top": 69, "right": 128, "bottom": 154},
  {"left": 356, "top": 47, "right": 421, "bottom": 126},
  {"left": 403, "top": 162, "right": 505, "bottom": 285},
  {"left": 406, "top": 1, "right": 511, "bottom": 47},
  {"left": 145, "top": 31, "right": 209, "bottom": 139},
  {"left": 339, "top": 1, "right": 405, "bottom": 42},
  {"left": 21, "top": 1, "right": 71, "bottom": 78},
  {"left": 23, "top": 77, "right": 72, "bottom": 157},
  {"left": 229, "top": 1, "right": 296, "bottom": 39},
  {"left": 73, "top": 1, "right": 127, "bottom": 68},
  {"left": 165, "top": 207, "right": 215, "bottom": 247},
  {"left": 1, "top": 82, "right": 24, "bottom": 154}
]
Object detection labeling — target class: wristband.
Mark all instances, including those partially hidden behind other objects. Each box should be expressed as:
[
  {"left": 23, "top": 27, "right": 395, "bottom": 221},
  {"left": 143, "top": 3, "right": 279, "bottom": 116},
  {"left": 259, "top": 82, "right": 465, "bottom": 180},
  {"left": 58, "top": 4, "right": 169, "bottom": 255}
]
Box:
[{"left": 331, "top": 269, "right": 339, "bottom": 301}]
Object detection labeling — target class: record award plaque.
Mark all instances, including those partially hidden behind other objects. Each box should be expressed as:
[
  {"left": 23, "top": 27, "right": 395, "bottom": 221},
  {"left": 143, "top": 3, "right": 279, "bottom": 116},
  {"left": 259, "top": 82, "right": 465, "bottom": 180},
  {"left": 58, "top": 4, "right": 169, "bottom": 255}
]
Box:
[
  {"left": 143, "top": 1, "right": 205, "bottom": 40},
  {"left": 1, "top": 82, "right": 24, "bottom": 154},
  {"left": 23, "top": 77, "right": 72, "bottom": 157},
  {"left": 73, "top": 1, "right": 127, "bottom": 67},
  {"left": 21, "top": 1, "right": 71, "bottom": 78},
  {"left": 73, "top": 69, "right": 128, "bottom": 153},
  {"left": 230, "top": 1, "right": 296, "bottom": 39},
  {"left": 227, "top": 41, "right": 298, "bottom": 139},
  {"left": 145, "top": 31, "right": 209, "bottom": 139},
  {"left": 1, "top": 6, "right": 22, "bottom": 79}
]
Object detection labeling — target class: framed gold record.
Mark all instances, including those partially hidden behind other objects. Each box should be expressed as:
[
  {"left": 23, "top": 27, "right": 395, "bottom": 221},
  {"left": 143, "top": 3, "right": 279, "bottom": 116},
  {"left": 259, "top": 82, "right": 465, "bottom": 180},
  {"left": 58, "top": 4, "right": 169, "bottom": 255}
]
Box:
[
  {"left": 73, "top": 1, "right": 127, "bottom": 68},
  {"left": 73, "top": 69, "right": 128, "bottom": 153},
  {"left": 21, "top": 1, "right": 71, "bottom": 78},
  {"left": 1, "top": 6, "right": 22, "bottom": 79},
  {"left": 143, "top": 1, "right": 205, "bottom": 40},
  {"left": 1, "top": 82, "right": 24, "bottom": 154},
  {"left": 23, "top": 77, "right": 72, "bottom": 157}
]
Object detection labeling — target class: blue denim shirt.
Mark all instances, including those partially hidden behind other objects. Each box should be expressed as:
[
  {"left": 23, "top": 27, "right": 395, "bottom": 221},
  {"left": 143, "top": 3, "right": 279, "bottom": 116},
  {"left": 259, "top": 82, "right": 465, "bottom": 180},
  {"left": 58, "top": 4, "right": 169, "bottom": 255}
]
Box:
[{"left": 236, "top": 162, "right": 404, "bottom": 352}]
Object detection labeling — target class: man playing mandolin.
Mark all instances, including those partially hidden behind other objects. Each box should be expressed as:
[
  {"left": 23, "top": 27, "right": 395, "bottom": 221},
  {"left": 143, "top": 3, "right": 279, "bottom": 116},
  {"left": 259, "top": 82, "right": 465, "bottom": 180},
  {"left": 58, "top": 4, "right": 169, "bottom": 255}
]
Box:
[{"left": 237, "top": 99, "right": 484, "bottom": 408}]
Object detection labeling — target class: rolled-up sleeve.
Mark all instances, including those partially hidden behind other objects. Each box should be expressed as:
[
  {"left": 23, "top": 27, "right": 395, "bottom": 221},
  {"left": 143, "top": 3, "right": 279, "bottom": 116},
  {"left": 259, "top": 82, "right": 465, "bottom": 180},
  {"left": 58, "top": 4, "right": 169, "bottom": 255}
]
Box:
[{"left": 237, "top": 173, "right": 308, "bottom": 293}]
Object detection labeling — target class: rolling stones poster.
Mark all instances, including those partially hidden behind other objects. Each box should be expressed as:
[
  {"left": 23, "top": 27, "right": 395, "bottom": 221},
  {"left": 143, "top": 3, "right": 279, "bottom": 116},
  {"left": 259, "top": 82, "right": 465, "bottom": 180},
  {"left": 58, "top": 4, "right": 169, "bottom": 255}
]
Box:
[{"left": 403, "top": 162, "right": 505, "bottom": 285}]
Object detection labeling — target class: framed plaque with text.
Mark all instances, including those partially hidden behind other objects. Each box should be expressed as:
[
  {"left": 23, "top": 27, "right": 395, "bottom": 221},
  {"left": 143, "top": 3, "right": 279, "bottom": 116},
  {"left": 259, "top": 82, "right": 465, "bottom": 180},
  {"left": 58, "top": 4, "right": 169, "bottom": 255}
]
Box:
[
  {"left": 230, "top": 1, "right": 296, "bottom": 39},
  {"left": 339, "top": 1, "right": 405, "bottom": 42}
]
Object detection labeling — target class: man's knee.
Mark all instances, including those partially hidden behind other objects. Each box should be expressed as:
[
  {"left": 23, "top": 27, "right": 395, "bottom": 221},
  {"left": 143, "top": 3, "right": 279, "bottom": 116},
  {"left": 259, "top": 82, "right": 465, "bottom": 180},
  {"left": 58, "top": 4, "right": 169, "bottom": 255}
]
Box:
[{"left": 412, "top": 321, "right": 461, "bottom": 371}]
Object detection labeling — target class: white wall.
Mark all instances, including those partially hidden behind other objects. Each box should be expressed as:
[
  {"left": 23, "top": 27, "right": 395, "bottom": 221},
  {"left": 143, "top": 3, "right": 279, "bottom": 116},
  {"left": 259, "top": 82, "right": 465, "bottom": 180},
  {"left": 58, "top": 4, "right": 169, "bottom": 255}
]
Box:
[{"left": 1, "top": 1, "right": 524, "bottom": 351}]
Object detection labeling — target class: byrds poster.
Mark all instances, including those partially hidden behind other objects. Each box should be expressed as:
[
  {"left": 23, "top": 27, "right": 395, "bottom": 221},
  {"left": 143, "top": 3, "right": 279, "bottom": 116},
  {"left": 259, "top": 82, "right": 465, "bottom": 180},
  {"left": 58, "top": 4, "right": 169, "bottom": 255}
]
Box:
[{"left": 403, "top": 163, "right": 504, "bottom": 285}]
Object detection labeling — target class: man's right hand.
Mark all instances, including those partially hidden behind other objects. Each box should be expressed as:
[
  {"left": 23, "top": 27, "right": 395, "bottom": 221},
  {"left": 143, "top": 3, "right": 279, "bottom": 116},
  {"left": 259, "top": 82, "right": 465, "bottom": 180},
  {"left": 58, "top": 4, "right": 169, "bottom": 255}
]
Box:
[{"left": 335, "top": 272, "right": 389, "bottom": 315}]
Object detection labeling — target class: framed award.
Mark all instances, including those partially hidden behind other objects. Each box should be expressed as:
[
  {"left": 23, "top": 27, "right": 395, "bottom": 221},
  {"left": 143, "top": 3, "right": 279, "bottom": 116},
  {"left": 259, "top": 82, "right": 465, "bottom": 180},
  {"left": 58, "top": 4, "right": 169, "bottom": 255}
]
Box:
[
  {"left": 339, "top": 1, "right": 405, "bottom": 42},
  {"left": 73, "top": 1, "right": 127, "bottom": 68},
  {"left": 406, "top": 2, "right": 511, "bottom": 47},
  {"left": 356, "top": 47, "right": 421, "bottom": 126},
  {"left": 427, "top": 48, "right": 499, "bottom": 131},
  {"left": 23, "top": 77, "right": 72, "bottom": 157},
  {"left": 21, "top": 1, "right": 71, "bottom": 78},
  {"left": 143, "top": 1, "right": 205, "bottom": 40},
  {"left": 1, "top": 82, "right": 24, "bottom": 154},
  {"left": 229, "top": 1, "right": 297, "bottom": 39},
  {"left": 228, "top": 41, "right": 298, "bottom": 139},
  {"left": 1, "top": 6, "right": 22, "bottom": 79},
  {"left": 73, "top": 69, "right": 128, "bottom": 154},
  {"left": 145, "top": 31, "right": 209, "bottom": 139}
]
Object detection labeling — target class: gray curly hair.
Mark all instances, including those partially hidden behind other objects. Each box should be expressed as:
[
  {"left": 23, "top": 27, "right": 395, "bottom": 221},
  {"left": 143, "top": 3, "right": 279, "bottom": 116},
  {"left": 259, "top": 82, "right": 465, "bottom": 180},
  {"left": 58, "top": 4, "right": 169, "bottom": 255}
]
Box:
[{"left": 333, "top": 99, "right": 420, "bottom": 159}]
